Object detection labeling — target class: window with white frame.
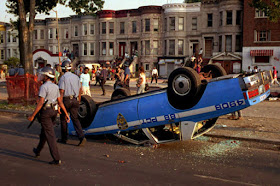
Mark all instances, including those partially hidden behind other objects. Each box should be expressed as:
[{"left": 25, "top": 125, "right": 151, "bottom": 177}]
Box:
[
  {"left": 109, "top": 42, "right": 114, "bottom": 56},
  {"left": 145, "top": 63, "right": 150, "bottom": 71},
  {"left": 7, "top": 32, "right": 11, "bottom": 42},
  {"left": 64, "top": 28, "right": 69, "bottom": 39},
  {"left": 0, "top": 32, "right": 4, "bottom": 43},
  {"left": 178, "top": 40, "right": 184, "bottom": 55},
  {"left": 145, "top": 40, "right": 150, "bottom": 55},
  {"left": 192, "top": 17, "right": 197, "bottom": 30},
  {"left": 170, "top": 17, "right": 175, "bottom": 31},
  {"left": 255, "top": 30, "right": 270, "bottom": 41},
  {"left": 83, "top": 43, "right": 87, "bottom": 56},
  {"left": 55, "top": 29, "right": 58, "bottom": 39},
  {"left": 74, "top": 26, "right": 78, "bottom": 37},
  {"left": 132, "top": 21, "right": 137, "bottom": 33},
  {"left": 40, "top": 29, "right": 44, "bottom": 39},
  {"left": 219, "top": 11, "right": 223, "bottom": 26},
  {"left": 178, "top": 17, "right": 184, "bottom": 31},
  {"left": 255, "top": 9, "right": 268, "bottom": 17},
  {"left": 90, "top": 43, "right": 94, "bottom": 55},
  {"left": 90, "top": 24, "right": 94, "bottom": 35},
  {"left": 225, "top": 35, "right": 232, "bottom": 52},
  {"left": 145, "top": 19, "right": 150, "bottom": 32},
  {"left": 226, "top": 11, "right": 232, "bottom": 25},
  {"left": 7, "top": 49, "right": 10, "bottom": 58},
  {"left": 109, "top": 22, "right": 114, "bottom": 34},
  {"left": 120, "top": 22, "right": 125, "bottom": 34},
  {"left": 12, "top": 35, "right": 17, "bottom": 42},
  {"left": 48, "top": 28, "right": 53, "bottom": 39},
  {"left": 164, "top": 18, "right": 167, "bottom": 31},
  {"left": 153, "top": 40, "right": 158, "bottom": 55},
  {"left": 0, "top": 49, "right": 4, "bottom": 59},
  {"left": 13, "top": 49, "right": 17, "bottom": 57},
  {"left": 102, "top": 22, "right": 106, "bottom": 34},
  {"left": 34, "top": 30, "right": 38, "bottom": 40},
  {"left": 49, "top": 46, "right": 53, "bottom": 53},
  {"left": 83, "top": 24, "right": 87, "bottom": 35},
  {"left": 102, "top": 42, "right": 106, "bottom": 55},
  {"left": 154, "top": 19, "right": 159, "bottom": 32},
  {"left": 235, "top": 35, "right": 242, "bottom": 52},
  {"left": 169, "top": 40, "right": 175, "bottom": 55}
]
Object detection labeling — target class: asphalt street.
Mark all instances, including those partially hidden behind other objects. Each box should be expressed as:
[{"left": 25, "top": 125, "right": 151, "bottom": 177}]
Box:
[{"left": 0, "top": 113, "right": 279, "bottom": 185}]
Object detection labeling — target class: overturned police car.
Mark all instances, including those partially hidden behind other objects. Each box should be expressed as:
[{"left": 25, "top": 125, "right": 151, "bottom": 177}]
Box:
[{"left": 69, "top": 64, "right": 272, "bottom": 145}]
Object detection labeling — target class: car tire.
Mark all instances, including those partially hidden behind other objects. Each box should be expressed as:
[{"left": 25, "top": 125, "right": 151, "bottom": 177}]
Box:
[
  {"left": 167, "top": 67, "right": 201, "bottom": 110},
  {"left": 201, "top": 63, "right": 227, "bottom": 78},
  {"left": 111, "top": 88, "right": 131, "bottom": 100},
  {"left": 78, "top": 95, "right": 97, "bottom": 129}
]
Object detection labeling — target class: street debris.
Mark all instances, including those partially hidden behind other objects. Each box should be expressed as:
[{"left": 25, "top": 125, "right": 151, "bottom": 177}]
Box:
[
  {"left": 103, "top": 154, "right": 110, "bottom": 158},
  {"left": 118, "top": 160, "right": 125, "bottom": 163}
]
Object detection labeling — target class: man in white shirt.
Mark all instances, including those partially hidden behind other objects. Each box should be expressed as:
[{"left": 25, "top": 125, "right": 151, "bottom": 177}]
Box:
[
  {"left": 80, "top": 67, "right": 91, "bottom": 96},
  {"left": 151, "top": 66, "right": 158, "bottom": 84}
]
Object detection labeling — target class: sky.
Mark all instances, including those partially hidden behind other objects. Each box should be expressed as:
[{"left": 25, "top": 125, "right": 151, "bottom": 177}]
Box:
[{"left": 0, "top": 0, "right": 183, "bottom": 23}]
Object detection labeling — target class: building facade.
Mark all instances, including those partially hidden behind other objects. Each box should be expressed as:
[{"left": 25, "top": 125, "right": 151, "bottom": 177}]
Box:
[
  {"left": 242, "top": 0, "right": 280, "bottom": 77},
  {"left": 1, "top": 0, "right": 244, "bottom": 77}
]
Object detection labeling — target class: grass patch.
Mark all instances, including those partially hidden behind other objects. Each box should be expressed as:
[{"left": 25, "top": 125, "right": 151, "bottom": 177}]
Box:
[{"left": 0, "top": 100, "right": 35, "bottom": 112}]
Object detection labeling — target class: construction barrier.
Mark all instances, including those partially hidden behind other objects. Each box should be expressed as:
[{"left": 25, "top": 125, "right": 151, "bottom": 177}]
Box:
[{"left": 6, "top": 74, "right": 41, "bottom": 104}]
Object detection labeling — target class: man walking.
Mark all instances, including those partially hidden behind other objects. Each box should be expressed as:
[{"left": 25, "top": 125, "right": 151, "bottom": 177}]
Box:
[
  {"left": 57, "top": 60, "right": 87, "bottom": 146},
  {"left": 80, "top": 67, "right": 91, "bottom": 96},
  {"left": 151, "top": 66, "right": 158, "bottom": 84},
  {"left": 100, "top": 64, "right": 108, "bottom": 96},
  {"left": 28, "top": 67, "right": 70, "bottom": 165}
]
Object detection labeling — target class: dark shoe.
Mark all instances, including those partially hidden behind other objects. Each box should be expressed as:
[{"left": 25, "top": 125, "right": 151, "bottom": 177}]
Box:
[
  {"left": 57, "top": 139, "right": 67, "bottom": 144},
  {"left": 78, "top": 137, "right": 87, "bottom": 146},
  {"left": 33, "top": 148, "right": 40, "bottom": 158},
  {"left": 49, "top": 160, "right": 61, "bottom": 165}
]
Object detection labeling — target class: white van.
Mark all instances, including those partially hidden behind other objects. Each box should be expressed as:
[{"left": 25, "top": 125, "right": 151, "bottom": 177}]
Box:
[{"left": 82, "top": 63, "right": 101, "bottom": 70}]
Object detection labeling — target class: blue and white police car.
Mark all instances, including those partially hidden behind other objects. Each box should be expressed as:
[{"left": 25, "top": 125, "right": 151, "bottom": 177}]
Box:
[{"left": 70, "top": 64, "right": 272, "bottom": 145}]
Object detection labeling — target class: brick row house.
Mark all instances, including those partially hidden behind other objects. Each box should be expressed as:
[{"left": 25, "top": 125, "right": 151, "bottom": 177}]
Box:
[
  {"left": 242, "top": 0, "right": 280, "bottom": 78},
  {"left": 30, "top": 0, "right": 244, "bottom": 77}
]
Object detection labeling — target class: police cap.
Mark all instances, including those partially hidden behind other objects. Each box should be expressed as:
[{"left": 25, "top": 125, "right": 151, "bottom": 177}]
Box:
[
  {"left": 39, "top": 67, "right": 55, "bottom": 78},
  {"left": 61, "top": 60, "right": 72, "bottom": 70}
]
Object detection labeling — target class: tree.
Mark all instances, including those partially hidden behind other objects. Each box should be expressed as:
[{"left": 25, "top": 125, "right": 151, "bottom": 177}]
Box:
[
  {"left": 250, "top": 0, "right": 280, "bottom": 22},
  {"left": 6, "top": 0, "right": 104, "bottom": 74},
  {"left": 4, "top": 57, "right": 20, "bottom": 67}
]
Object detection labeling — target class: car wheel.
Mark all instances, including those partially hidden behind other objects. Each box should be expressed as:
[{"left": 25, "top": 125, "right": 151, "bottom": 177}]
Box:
[
  {"left": 78, "top": 95, "right": 97, "bottom": 129},
  {"left": 111, "top": 88, "right": 131, "bottom": 100},
  {"left": 167, "top": 67, "right": 201, "bottom": 110},
  {"left": 201, "top": 63, "right": 227, "bottom": 78}
]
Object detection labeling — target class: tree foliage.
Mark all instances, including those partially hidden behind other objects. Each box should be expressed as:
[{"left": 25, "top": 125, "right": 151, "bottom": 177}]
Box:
[
  {"left": 6, "top": 0, "right": 104, "bottom": 16},
  {"left": 250, "top": 0, "right": 280, "bottom": 22},
  {"left": 4, "top": 57, "right": 20, "bottom": 67}
]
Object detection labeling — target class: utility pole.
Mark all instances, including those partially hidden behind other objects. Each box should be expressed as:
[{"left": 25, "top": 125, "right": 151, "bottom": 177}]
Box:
[{"left": 53, "top": 10, "right": 61, "bottom": 64}]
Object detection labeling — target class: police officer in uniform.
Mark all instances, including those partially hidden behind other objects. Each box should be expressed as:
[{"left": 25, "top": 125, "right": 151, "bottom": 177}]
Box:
[
  {"left": 28, "top": 67, "right": 70, "bottom": 165},
  {"left": 57, "top": 60, "right": 87, "bottom": 146}
]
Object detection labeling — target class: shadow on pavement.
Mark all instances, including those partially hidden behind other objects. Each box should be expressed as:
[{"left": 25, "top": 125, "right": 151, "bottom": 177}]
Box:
[{"left": 0, "top": 148, "right": 48, "bottom": 164}]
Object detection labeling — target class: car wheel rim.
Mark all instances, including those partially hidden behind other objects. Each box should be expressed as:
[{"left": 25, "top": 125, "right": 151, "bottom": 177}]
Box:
[
  {"left": 172, "top": 74, "right": 191, "bottom": 96},
  {"left": 78, "top": 102, "right": 87, "bottom": 118}
]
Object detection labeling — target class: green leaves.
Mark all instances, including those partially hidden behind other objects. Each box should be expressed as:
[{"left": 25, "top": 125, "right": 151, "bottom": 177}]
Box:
[
  {"left": 250, "top": 0, "right": 280, "bottom": 22},
  {"left": 6, "top": 0, "right": 104, "bottom": 17}
]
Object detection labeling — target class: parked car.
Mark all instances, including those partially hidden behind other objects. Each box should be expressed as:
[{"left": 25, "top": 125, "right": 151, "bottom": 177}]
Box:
[{"left": 69, "top": 64, "right": 272, "bottom": 145}]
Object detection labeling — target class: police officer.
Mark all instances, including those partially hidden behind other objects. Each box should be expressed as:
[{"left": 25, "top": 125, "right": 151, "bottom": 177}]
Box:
[
  {"left": 28, "top": 67, "right": 70, "bottom": 165},
  {"left": 57, "top": 60, "right": 87, "bottom": 146},
  {"left": 8, "top": 65, "right": 16, "bottom": 77},
  {"left": 15, "top": 64, "right": 25, "bottom": 76}
]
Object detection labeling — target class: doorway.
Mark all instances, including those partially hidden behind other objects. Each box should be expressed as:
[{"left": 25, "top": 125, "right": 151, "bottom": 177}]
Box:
[
  {"left": 73, "top": 44, "right": 79, "bottom": 58},
  {"left": 130, "top": 42, "right": 138, "bottom": 56},
  {"left": 119, "top": 42, "right": 126, "bottom": 58},
  {"left": 205, "top": 38, "right": 213, "bottom": 57}
]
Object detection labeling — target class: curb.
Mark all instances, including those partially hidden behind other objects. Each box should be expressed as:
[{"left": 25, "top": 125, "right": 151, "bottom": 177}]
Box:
[
  {"left": 0, "top": 109, "right": 31, "bottom": 115},
  {"left": 204, "top": 133, "right": 280, "bottom": 145}
]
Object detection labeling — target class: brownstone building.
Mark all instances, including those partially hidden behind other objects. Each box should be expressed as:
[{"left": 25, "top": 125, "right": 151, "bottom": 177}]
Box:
[{"left": 242, "top": 0, "right": 280, "bottom": 77}]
